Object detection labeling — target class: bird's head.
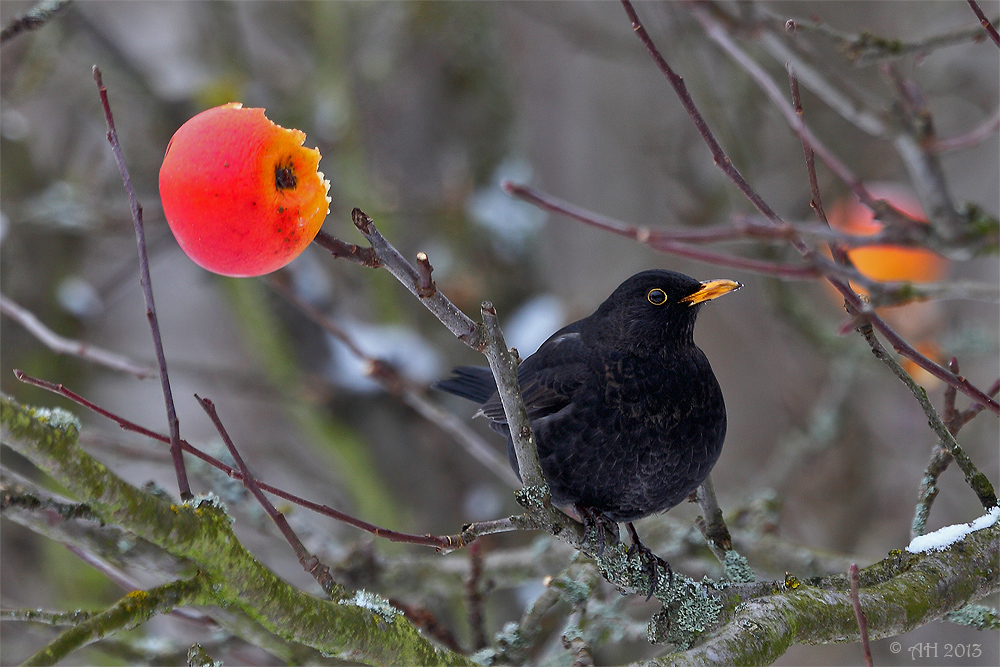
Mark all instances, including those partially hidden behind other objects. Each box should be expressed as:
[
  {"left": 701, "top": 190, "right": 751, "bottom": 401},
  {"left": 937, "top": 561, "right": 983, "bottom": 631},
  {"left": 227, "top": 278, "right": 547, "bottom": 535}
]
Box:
[{"left": 593, "top": 270, "right": 741, "bottom": 349}]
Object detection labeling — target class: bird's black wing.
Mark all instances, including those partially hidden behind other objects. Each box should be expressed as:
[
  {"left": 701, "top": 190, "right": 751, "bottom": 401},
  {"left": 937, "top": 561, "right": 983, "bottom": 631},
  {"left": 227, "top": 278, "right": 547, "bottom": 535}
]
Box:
[
  {"left": 476, "top": 323, "right": 591, "bottom": 425},
  {"left": 436, "top": 322, "right": 592, "bottom": 425}
]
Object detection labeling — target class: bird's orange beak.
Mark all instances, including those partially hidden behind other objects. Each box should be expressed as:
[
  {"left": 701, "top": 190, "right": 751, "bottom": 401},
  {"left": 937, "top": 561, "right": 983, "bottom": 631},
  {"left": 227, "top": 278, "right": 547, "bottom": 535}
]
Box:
[{"left": 680, "top": 279, "right": 742, "bottom": 306}]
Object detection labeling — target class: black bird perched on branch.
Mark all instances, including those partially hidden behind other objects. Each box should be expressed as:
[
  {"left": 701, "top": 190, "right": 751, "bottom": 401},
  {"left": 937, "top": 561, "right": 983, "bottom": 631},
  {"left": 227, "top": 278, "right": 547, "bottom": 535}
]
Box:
[{"left": 436, "top": 270, "right": 741, "bottom": 594}]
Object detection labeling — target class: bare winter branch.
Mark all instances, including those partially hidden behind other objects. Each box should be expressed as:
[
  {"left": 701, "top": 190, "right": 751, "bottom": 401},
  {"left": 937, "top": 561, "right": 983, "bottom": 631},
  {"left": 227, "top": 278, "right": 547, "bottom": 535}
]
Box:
[
  {"left": 968, "top": 0, "right": 1000, "bottom": 47},
  {"left": 1, "top": 294, "right": 156, "bottom": 378},
  {"left": 92, "top": 66, "right": 191, "bottom": 500}
]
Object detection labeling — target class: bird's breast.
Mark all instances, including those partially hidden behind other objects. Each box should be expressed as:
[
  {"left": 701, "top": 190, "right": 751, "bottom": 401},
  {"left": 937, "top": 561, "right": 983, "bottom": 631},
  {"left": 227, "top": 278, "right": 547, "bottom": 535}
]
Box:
[{"left": 591, "top": 349, "right": 723, "bottom": 431}]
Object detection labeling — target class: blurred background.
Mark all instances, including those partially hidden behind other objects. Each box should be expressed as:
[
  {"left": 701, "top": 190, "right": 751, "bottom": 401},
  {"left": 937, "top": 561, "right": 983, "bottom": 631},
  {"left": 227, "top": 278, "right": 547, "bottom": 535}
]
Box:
[{"left": 2, "top": 1, "right": 997, "bottom": 664}]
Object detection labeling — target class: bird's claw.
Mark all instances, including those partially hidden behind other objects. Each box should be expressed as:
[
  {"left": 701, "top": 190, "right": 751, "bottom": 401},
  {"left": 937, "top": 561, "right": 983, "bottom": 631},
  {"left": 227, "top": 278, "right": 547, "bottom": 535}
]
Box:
[
  {"left": 626, "top": 522, "right": 672, "bottom": 601},
  {"left": 575, "top": 505, "right": 619, "bottom": 557}
]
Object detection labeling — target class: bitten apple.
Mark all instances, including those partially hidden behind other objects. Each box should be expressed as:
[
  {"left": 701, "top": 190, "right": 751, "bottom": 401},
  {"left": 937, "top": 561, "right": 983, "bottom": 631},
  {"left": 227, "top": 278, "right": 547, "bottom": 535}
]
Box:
[{"left": 159, "top": 103, "right": 331, "bottom": 277}]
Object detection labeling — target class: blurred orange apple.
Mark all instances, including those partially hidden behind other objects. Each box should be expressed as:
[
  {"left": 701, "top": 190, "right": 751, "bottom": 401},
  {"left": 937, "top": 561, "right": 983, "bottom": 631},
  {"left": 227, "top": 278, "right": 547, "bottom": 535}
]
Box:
[{"left": 827, "top": 184, "right": 949, "bottom": 388}]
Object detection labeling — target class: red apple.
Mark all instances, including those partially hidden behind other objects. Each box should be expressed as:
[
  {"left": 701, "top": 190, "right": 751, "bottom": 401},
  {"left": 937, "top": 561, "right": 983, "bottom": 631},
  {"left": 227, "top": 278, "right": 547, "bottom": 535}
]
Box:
[{"left": 159, "top": 103, "right": 330, "bottom": 277}]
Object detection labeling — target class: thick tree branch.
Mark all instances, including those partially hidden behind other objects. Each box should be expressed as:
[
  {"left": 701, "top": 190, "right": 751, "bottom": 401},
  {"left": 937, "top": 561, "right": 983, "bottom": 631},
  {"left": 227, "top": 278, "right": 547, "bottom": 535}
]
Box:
[{"left": 644, "top": 519, "right": 999, "bottom": 665}]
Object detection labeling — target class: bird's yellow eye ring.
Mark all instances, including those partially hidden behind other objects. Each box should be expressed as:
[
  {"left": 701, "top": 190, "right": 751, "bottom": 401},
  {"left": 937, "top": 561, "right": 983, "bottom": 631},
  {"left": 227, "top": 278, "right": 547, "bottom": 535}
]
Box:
[{"left": 647, "top": 288, "right": 668, "bottom": 305}]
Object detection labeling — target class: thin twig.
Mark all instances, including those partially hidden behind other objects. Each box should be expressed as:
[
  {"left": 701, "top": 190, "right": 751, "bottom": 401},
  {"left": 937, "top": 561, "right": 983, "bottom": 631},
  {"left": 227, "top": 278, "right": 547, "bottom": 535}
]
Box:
[
  {"left": 850, "top": 323, "right": 997, "bottom": 511},
  {"left": 195, "top": 395, "right": 339, "bottom": 596},
  {"left": 92, "top": 66, "right": 191, "bottom": 500},
  {"left": 913, "top": 360, "right": 999, "bottom": 538},
  {"left": 849, "top": 563, "right": 874, "bottom": 667},
  {"left": 502, "top": 182, "right": 821, "bottom": 279},
  {"left": 931, "top": 109, "right": 1000, "bottom": 153},
  {"left": 415, "top": 252, "right": 437, "bottom": 299},
  {"left": 1, "top": 294, "right": 157, "bottom": 378},
  {"left": 778, "top": 8, "right": 995, "bottom": 65},
  {"left": 465, "top": 541, "right": 488, "bottom": 651},
  {"left": 953, "top": 378, "right": 1000, "bottom": 431},
  {"left": 786, "top": 60, "right": 859, "bottom": 284},
  {"left": 757, "top": 20, "right": 889, "bottom": 137},
  {"left": 689, "top": 4, "right": 932, "bottom": 235},
  {"left": 880, "top": 62, "right": 965, "bottom": 239},
  {"left": 507, "top": 185, "right": 969, "bottom": 255},
  {"left": 620, "top": 1, "right": 798, "bottom": 236},
  {"left": 350, "top": 208, "right": 482, "bottom": 348},
  {"left": 312, "top": 229, "right": 380, "bottom": 267},
  {"left": 968, "top": 0, "right": 1000, "bottom": 48}
]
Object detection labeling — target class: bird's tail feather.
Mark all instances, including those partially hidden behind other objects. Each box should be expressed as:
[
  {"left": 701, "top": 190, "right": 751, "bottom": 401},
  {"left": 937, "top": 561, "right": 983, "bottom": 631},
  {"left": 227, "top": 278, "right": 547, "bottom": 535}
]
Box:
[{"left": 433, "top": 366, "right": 496, "bottom": 404}]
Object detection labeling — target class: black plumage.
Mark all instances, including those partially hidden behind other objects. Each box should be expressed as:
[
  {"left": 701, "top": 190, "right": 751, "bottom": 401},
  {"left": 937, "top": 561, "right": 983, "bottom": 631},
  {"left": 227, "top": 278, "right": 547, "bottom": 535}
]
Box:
[{"left": 437, "top": 269, "right": 740, "bottom": 532}]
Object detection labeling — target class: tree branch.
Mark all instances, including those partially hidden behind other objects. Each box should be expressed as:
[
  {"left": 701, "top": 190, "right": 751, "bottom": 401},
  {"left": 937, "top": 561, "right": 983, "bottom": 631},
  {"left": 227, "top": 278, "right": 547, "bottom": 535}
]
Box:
[
  {"left": 0, "top": 0, "right": 70, "bottom": 43},
  {"left": 93, "top": 66, "right": 191, "bottom": 500},
  {"left": 196, "top": 395, "right": 338, "bottom": 596},
  {"left": 0, "top": 294, "right": 156, "bottom": 378},
  {"left": 645, "top": 520, "right": 999, "bottom": 664},
  {"left": 967, "top": 0, "right": 1000, "bottom": 48},
  {"left": 22, "top": 574, "right": 210, "bottom": 667}
]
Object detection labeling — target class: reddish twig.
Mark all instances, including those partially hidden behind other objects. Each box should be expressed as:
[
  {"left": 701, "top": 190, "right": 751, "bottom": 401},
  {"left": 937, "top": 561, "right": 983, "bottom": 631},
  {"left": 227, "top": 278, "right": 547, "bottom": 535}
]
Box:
[
  {"left": 967, "top": 0, "right": 1000, "bottom": 47},
  {"left": 689, "top": 4, "right": 931, "bottom": 234},
  {"left": 465, "top": 541, "right": 488, "bottom": 651},
  {"left": 502, "top": 181, "right": 820, "bottom": 279},
  {"left": 312, "top": 229, "right": 380, "bottom": 268},
  {"left": 849, "top": 563, "right": 874, "bottom": 667},
  {"left": 954, "top": 378, "right": 1000, "bottom": 430},
  {"left": 1, "top": 294, "right": 157, "bottom": 379},
  {"left": 195, "top": 395, "right": 338, "bottom": 596},
  {"left": 786, "top": 67, "right": 828, "bottom": 225},
  {"left": 13, "top": 369, "right": 528, "bottom": 550},
  {"left": 93, "top": 66, "right": 191, "bottom": 500},
  {"left": 931, "top": 110, "right": 1000, "bottom": 153},
  {"left": 620, "top": 1, "right": 794, "bottom": 236}
]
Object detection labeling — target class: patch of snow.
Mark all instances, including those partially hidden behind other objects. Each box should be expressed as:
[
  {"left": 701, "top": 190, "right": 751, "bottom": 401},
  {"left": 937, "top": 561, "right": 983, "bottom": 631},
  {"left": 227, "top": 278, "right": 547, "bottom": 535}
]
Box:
[{"left": 906, "top": 506, "right": 1000, "bottom": 553}]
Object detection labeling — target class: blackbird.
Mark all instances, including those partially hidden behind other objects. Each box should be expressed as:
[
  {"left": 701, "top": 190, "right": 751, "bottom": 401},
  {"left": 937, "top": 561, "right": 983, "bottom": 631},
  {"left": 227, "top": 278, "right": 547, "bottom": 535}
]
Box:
[{"left": 436, "top": 270, "right": 741, "bottom": 589}]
